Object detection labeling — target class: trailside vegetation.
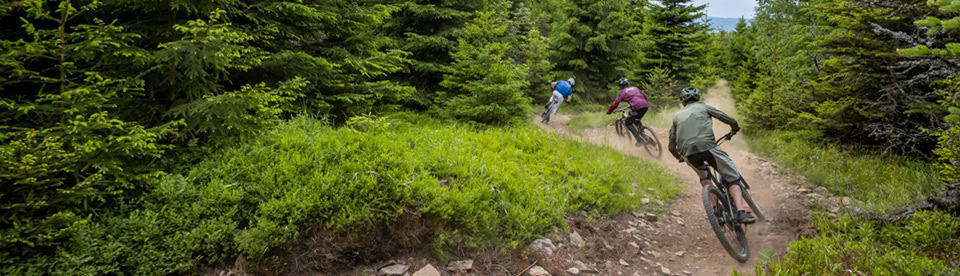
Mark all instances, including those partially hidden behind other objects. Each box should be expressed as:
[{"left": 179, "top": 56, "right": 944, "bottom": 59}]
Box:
[{"left": 715, "top": 0, "right": 960, "bottom": 273}]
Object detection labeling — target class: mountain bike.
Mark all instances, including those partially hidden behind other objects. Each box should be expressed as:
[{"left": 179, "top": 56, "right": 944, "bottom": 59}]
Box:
[
  {"left": 540, "top": 97, "right": 560, "bottom": 123},
  {"left": 613, "top": 107, "right": 662, "bottom": 157},
  {"left": 699, "top": 132, "right": 765, "bottom": 262}
]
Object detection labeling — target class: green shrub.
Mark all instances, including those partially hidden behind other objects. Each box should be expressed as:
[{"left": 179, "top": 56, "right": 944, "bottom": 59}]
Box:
[
  {"left": 747, "top": 131, "right": 941, "bottom": 211},
  {"left": 8, "top": 115, "right": 678, "bottom": 273},
  {"left": 761, "top": 211, "right": 959, "bottom": 275}
]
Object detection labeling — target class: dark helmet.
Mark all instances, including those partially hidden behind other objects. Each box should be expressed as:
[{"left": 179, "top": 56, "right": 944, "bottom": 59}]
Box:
[
  {"left": 616, "top": 77, "right": 630, "bottom": 87},
  {"left": 679, "top": 87, "right": 700, "bottom": 102}
]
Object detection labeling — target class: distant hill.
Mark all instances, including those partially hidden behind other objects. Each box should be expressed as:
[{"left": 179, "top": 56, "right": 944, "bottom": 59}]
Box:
[{"left": 705, "top": 16, "right": 744, "bottom": 32}]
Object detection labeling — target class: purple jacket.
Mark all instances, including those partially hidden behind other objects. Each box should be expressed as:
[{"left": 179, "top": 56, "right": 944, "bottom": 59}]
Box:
[{"left": 607, "top": 86, "right": 649, "bottom": 114}]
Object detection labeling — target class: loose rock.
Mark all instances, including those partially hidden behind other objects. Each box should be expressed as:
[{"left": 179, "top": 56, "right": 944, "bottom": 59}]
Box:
[
  {"left": 379, "top": 263, "right": 410, "bottom": 276},
  {"left": 528, "top": 266, "right": 550, "bottom": 276},
  {"left": 569, "top": 231, "right": 586, "bottom": 248},
  {"left": 446, "top": 260, "right": 473, "bottom": 273},
  {"left": 574, "top": 261, "right": 599, "bottom": 274},
  {"left": 641, "top": 198, "right": 651, "bottom": 204},
  {"left": 412, "top": 264, "right": 440, "bottom": 276},
  {"left": 619, "top": 259, "right": 630, "bottom": 266},
  {"left": 529, "top": 238, "right": 557, "bottom": 256},
  {"left": 643, "top": 213, "right": 658, "bottom": 222},
  {"left": 657, "top": 264, "right": 672, "bottom": 276},
  {"left": 566, "top": 267, "right": 580, "bottom": 275},
  {"left": 675, "top": 251, "right": 685, "bottom": 257}
]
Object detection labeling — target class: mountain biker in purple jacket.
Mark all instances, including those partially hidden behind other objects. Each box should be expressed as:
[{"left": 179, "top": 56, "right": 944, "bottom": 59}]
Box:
[
  {"left": 606, "top": 78, "right": 650, "bottom": 146},
  {"left": 543, "top": 78, "right": 576, "bottom": 123}
]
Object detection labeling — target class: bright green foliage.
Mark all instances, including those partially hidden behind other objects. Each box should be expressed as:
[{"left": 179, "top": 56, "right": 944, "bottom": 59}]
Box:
[
  {"left": 762, "top": 211, "right": 959, "bottom": 274},
  {"left": 640, "top": 0, "right": 708, "bottom": 82},
  {"left": 0, "top": 0, "right": 178, "bottom": 265},
  {"left": 566, "top": 111, "right": 613, "bottom": 135},
  {"left": 932, "top": 77, "right": 960, "bottom": 182},
  {"left": 6, "top": 115, "right": 678, "bottom": 273},
  {"left": 901, "top": 0, "right": 960, "bottom": 56},
  {"left": 548, "top": 0, "right": 646, "bottom": 101},
  {"left": 640, "top": 67, "right": 685, "bottom": 109},
  {"left": 748, "top": 131, "right": 941, "bottom": 211},
  {"left": 440, "top": 10, "right": 531, "bottom": 125}
]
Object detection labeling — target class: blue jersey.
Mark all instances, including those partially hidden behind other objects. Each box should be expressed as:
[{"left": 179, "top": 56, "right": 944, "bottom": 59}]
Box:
[{"left": 555, "top": 81, "right": 573, "bottom": 97}]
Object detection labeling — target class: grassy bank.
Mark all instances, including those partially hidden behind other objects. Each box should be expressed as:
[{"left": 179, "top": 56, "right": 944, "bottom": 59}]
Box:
[
  {"left": 747, "top": 131, "right": 941, "bottom": 211},
  {"left": 8, "top": 114, "right": 679, "bottom": 274},
  {"left": 745, "top": 131, "right": 958, "bottom": 274}
]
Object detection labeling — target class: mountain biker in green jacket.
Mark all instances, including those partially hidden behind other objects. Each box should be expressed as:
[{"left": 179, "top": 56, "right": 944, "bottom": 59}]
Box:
[{"left": 668, "top": 87, "right": 756, "bottom": 224}]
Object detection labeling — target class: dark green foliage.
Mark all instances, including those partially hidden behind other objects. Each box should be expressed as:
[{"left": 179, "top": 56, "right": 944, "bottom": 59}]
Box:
[
  {"left": 0, "top": 0, "right": 178, "bottom": 264},
  {"left": 548, "top": 0, "right": 646, "bottom": 101},
  {"left": 385, "top": 0, "right": 485, "bottom": 107},
  {"left": 440, "top": 11, "right": 530, "bottom": 125},
  {"left": 640, "top": 0, "right": 708, "bottom": 82}
]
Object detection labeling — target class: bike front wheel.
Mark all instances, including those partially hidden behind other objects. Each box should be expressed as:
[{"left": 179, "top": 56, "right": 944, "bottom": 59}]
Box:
[
  {"left": 740, "top": 179, "right": 766, "bottom": 222},
  {"left": 615, "top": 120, "right": 625, "bottom": 137},
  {"left": 702, "top": 184, "right": 749, "bottom": 262},
  {"left": 640, "top": 126, "right": 662, "bottom": 158}
]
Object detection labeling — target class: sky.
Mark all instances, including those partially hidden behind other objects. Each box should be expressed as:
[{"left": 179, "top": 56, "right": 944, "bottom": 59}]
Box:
[{"left": 693, "top": 0, "right": 757, "bottom": 19}]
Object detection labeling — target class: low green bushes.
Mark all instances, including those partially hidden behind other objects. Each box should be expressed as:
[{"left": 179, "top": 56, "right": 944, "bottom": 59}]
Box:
[
  {"left": 760, "top": 211, "right": 959, "bottom": 275},
  {"left": 748, "top": 131, "right": 941, "bottom": 211},
  {"left": 5, "top": 114, "right": 678, "bottom": 274},
  {"left": 745, "top": 131, "right": 958, "bottom": 274}
]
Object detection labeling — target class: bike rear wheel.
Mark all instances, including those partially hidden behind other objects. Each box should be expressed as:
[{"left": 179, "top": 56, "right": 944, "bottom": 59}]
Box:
[
  {"left": 640, "top": 126, "right": 662, "bottom": 158},
  {"left": 702, "top": 184, "right": 749, "bottom": 262}
]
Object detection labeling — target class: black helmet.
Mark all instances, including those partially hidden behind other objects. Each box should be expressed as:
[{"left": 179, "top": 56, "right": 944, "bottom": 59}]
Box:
[
  {"left": 616, "top": 77, "right": 629, "bottom": 87},
  {"left": 679, "top": 87, "right": 700, "bottom": 102}
]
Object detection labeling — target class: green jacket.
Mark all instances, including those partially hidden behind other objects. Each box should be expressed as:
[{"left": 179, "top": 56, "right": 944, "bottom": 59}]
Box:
[{"left": 668, "top": 101, "right": 740, "bottom": 160}]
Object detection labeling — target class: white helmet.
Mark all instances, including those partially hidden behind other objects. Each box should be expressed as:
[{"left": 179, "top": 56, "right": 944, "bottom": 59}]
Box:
[{"left": 567, "top": 78, "right": 576, "bottom": 86}]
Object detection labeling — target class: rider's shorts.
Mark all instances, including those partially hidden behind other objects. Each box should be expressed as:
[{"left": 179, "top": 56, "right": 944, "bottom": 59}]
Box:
[{"left": 685, "top": 147, "right": 742, "bottom": 188}]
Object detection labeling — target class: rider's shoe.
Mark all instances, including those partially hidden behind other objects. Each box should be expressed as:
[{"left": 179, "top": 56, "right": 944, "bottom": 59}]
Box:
[{"left": 737, "top": 210, "right": 756, "bottom": 224}]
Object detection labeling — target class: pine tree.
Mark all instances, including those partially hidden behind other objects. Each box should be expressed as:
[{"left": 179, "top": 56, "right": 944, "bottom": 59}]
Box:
[
  {"left": 385, "top": 0, "right": 487, "bottom": 108},
  {"left": 0, "top": 0, "right": 178, "bottom": 262},
  {"left": 440, "top": 10, "right": 530, "bottom": 125},
  {"left": 640, "top": 0, "right": 708, "bottom": 82},
  {"left": 548, "top": 0, "right": 645, "bottom": 101}
]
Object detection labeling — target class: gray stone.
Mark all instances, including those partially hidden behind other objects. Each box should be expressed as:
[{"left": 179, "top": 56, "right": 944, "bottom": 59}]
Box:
[
  {"left": 814, "top": 186, "right": 829, "bottom": 195},
  {"left": 570, "top": 231, "right": 586, "bottom": 248},
  {"left": 675, "top": 251, "right": 685, "bottom": 257},
  {"left": 573, "top": 261, "right": 599, "bottom": 274},
  {"left": 641, "top": 198, "right": 651, "bottom": 204},
  {"left": 797, "top": 188, "right": 811, "bottom": 193},
  {"left": 566, "top": 267, "right": 580, "bottom": 275},
  {"left": 379, "top": 264, "right": 410, "bottom": 276},
  {"left": 619, "top": 259, "right": 630, "bottom": 266},
  {"left": 669, "top": 210, "right": 681, "bottom": 217},
  {"left": 643, "top": 213, "right": 658, "bottom": 222},
  {"left": 530, "top": 238, "right": 557, "bottom": 256},
  {"left": 528, "top": 266, "right": 551, "bottom": 276},
  {"left": 658, "top": 264, "right": 672, "bottom": 276},
  {"left": 446, "top": 260, "right": 473, "bottom": 273},
  {"left": 412, "top": 264, "right": 440, "bottom": 276}
]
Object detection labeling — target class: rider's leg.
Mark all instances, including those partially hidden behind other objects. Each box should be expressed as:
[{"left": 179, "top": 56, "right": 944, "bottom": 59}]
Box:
[
  {"left": 634, "top": 107, "right": 649, "bottom": 129},
  {"left": 728, "top": 183, "right": 747, "bottom": 212},
  {"left": 624, "top": 113, "right": 644, "bottom": 145},
  {"left": 548, "top": 90, "right": 563, "bottom": 118}
]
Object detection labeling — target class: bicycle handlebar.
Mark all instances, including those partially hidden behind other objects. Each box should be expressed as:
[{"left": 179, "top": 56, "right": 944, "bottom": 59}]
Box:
[{"left": 716, "top": 132, "right": 735, "bottom": 145}]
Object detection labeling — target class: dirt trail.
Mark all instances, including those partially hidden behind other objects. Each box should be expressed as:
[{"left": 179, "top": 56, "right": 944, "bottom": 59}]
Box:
[{"left": 539, "top": 81, "right": 808, "bottom": 275}]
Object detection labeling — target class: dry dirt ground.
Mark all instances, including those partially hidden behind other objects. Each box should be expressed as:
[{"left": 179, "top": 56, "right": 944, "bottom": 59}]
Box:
[{"left": 522, "top": 81, "right": 811, "bottom": 276}]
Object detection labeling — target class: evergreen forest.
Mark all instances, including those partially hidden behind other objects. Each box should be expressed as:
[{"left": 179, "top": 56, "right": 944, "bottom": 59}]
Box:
[{"left": 1, "top": 0, "right": 958, "bottom": 274}]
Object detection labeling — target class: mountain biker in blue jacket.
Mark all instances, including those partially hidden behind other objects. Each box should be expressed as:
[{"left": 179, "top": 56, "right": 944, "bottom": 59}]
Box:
[
  {"left": 543, "top": 78, "right": 576, "bottom": 122},
  {"left": 606, "top": 77, "right": 650, "bottom": 146},
  {"left": 668, "top": 87, "right": 756, "bottom": 224}
]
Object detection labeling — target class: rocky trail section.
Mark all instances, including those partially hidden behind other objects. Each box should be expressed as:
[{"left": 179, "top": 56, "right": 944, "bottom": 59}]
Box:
[{"left": 522, "top": 82, "right": 812, "bottom": 275}]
